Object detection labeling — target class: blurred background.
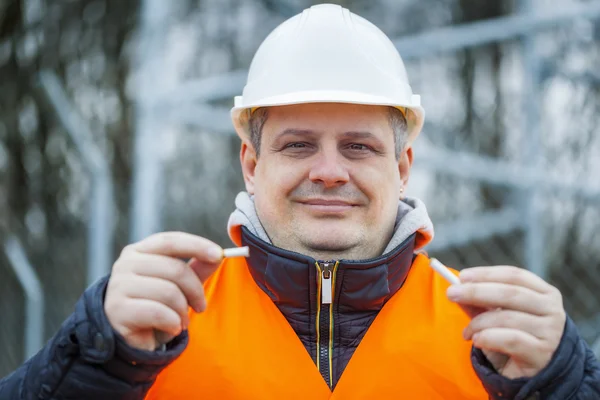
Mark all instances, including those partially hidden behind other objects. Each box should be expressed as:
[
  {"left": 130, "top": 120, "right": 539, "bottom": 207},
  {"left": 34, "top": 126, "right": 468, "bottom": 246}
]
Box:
[{"left": 1, "top": 0, "right": 600, "bottom": 376}]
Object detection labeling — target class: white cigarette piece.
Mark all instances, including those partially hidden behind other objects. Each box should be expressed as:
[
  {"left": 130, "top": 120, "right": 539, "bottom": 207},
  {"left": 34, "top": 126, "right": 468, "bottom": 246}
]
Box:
[
  {"left": 429, "top": 258, "right": 461, "bottom": 286},
  {"left": 222, "top": 246, "right": 250, "bottom": 258}
]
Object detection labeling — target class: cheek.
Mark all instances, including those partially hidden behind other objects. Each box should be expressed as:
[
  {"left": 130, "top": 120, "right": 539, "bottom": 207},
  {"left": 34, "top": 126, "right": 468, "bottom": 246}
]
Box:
[
  {"left": 355, "top": 163, "right": 401, "bottom": 207},
  {"left": 254, "top": 159, "right": 306, "bottom": 204}
]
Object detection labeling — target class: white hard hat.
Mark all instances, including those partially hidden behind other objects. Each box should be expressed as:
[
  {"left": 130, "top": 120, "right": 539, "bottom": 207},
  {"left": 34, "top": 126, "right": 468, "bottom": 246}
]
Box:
[{"left": 231, "top": 3, "right": 424, "bottom": 143}]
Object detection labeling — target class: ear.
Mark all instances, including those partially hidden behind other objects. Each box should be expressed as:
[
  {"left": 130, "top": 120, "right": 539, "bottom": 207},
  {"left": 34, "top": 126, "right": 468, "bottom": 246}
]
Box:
[
  {"left": 240, "top": 140, "right": 257, "bottom": 195},
  {"left": 398, "top": 146, "right": 413, "bottom": 196}
]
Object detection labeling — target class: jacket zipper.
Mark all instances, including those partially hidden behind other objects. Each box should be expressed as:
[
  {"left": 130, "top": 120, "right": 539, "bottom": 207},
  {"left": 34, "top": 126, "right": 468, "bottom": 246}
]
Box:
[{"left": 315, "top": 260, "right": 339, "bottom": 389}]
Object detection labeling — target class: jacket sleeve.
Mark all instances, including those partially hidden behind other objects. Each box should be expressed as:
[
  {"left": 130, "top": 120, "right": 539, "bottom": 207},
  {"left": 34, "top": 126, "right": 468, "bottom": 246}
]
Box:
[
  {"left": 0, "top": 276, "right": 188, "bottom": 400},
  {"left": 471, "top": 316, "right": 600, "bottom": 400}
]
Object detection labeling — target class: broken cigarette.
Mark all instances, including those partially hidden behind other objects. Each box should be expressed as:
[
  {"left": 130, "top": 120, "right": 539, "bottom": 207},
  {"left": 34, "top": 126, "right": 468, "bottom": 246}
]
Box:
[
  {"left": 429, "top": 258, "right": 461, "bottom": 286},
  {"left": 222, "top": 246, "right": 250, "bottom": 258}
]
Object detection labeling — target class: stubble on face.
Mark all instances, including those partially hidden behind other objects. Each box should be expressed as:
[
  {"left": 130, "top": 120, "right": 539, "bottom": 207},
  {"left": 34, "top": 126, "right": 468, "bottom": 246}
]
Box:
[{"left": 252, "top": 103, "right": 402, "bottom": 261}]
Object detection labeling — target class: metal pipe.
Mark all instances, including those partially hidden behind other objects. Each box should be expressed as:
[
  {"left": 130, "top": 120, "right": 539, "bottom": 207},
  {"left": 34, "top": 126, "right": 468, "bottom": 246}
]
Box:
[
  {"left": 412, "top": 145, "right": 600, "bottom": 202},
  {"left": 394, "top": 1, "right": 600, "bottom": 59},
  {"left": 145, "top": 106, "right": 600, "bottom": 201},
  {"left": 427, "top": 208, "right": 523, "bottom": 252},
  {"left": 593, "top": 337, "right": 600, "bottom": 360},
  {"left": 164, "top": 69, "right": 248, "bottom": 106},
  {"left": 163, "top": 2, "right": 600, "bottom": 105},
  {"left": 130, "top": 0, "right": 172, "bottom": 242},
  {"left": 519, "top": 0, "right": 546, "bottom": 279},
  {"left": 4, "top": 237, "right": 44, "bottom": 360},
  {"left": 166, "top": 103, "right": 233, "bottom": 134},
  {"left": 36, "top": 71, "right": 114, "bottom": 286}
]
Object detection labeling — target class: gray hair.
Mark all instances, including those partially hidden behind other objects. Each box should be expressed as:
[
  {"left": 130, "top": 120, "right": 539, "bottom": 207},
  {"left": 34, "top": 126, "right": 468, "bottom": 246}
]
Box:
[
  {"left": 249, "top": 106, "right": 408, "bottom": 158},
  {"left": 388, "top": 107, "right": 409, "bottom": 158}
]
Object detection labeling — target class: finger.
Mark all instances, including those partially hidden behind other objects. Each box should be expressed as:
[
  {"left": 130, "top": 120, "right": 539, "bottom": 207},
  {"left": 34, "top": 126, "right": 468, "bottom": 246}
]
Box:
[
  {"left": 127, "top": 232, "right": 223, "bottom": 264},
  {"left": 464, "top": 309, "right": 546, "bottom": 340},
  {"left": 122, "top": 253, "right": 207, "bottom": 312},
  {"left": 472, "top": 328, "right": 543, "bottom": 364},
  {"left": 120, "top": 274, "right": 191, "bottom": 329},
  {"left": 447, "top": 282, "right": 551, "bottom": 315},
  {"left": 459, "top": 266, "right": 554, "bottom": 294},
  {"left": 458, "top": 304, "right": 487, "bottom": 320},
  {"left": 124, "top": 298, "right": 183, "bottom": 337},
  {"left": 188, "top": 257, "right": 219, "bottom": 283}
]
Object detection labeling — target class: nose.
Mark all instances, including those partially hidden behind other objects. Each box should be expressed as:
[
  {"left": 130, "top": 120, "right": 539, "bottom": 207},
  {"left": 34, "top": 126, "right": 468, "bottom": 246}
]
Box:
[{"left": 308, "top": 150, "right": 349, "bottom": 188}]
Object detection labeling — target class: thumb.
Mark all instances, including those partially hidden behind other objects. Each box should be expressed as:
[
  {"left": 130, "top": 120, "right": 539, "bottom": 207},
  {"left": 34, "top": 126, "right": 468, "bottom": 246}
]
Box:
[
  {"left": 155, "top": 329, "right": 177, "bottom": 347},
  {"left": 188, "top": 256, "right": 222, "bottom": 283}
]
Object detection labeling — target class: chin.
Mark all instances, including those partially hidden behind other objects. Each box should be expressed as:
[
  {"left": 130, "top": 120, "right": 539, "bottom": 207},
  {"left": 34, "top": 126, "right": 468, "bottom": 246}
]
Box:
[{"left": 296, "top": 220, "right": 362, "bottom": 252}]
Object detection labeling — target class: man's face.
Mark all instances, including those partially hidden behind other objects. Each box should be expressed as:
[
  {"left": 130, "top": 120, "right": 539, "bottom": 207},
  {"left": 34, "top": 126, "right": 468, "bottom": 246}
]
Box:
[{"left": 240, "top": 103, "right": 412, "bottom": 261}]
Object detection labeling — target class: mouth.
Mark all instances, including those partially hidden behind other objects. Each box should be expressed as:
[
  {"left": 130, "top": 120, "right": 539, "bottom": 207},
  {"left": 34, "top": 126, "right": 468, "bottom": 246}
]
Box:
[{"left": 296, "top": 199, "right": 358, "bottom": 213}]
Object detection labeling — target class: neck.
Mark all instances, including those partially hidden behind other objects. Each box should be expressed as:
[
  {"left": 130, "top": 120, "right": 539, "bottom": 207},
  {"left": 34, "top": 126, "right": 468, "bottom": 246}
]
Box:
[{"left": 283, "top": 242, "right": 388, "bottom": 262}]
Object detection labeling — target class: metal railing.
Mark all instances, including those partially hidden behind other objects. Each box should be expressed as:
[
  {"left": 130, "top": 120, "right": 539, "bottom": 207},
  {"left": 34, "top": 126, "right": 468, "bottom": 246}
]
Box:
[
  {"left": 36, "top": 71, "right": 114, "bottom": 286},
  {"left": 4, "top": 237, "right": 44, "bottom": 360}
]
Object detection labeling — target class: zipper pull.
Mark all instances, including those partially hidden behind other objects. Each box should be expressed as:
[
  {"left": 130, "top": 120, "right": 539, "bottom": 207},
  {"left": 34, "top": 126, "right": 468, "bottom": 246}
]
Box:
[{"left": 321, "top": 263, "right": 332, "bottom": 304}]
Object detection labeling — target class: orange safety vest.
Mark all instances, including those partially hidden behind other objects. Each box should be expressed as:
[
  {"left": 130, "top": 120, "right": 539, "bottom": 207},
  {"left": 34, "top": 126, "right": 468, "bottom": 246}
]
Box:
[{"left": 145, "top": 254, "right": 488, "bottom": 399}]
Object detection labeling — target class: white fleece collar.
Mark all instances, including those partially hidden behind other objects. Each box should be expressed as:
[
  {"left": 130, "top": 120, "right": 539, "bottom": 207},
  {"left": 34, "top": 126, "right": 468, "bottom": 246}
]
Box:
[{"left": 227, "top": 191, "right": 434, "bottom": 256}]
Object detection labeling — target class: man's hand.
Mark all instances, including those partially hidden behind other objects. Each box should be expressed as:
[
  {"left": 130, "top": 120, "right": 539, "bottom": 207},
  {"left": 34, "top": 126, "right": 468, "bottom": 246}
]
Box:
[
  {"left": 446, "top": 266, "right": 567, "bottom": 379},
  {"left": 104, "top": 232, "right": 224, "bottom": 351}
]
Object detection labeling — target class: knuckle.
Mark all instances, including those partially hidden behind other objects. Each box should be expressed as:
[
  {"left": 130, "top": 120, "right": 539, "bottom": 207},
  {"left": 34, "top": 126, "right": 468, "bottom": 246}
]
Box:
[
  {"left": 120, "top": 244, "right": 135, "bottom": 256},
  {"left": 549, "top": 285, "right": 562, "bottom": 299},
  {"left": 462, "top": 284, "right": 477, "bottom": 299},
  {"left": 507, "top": 266, "right": 527, "bottom": 283},
  {"left": 504, "top": 334, "right": 521, "bottom": 352},
  {"left": 476, "top": 330, "right": 490, "bottom": 345},
  {"left": 500, "top": 311, "right": 516, "bottom": 327},
  {"left": 113, "top": 252, "right": 138, "bottom": 273},
  {"left": 539, "top": 340, "right": 555, "bottom": 355},
  {"left": 111, "top": 257, "right": 126, "bottom": 273},
  {"left": 150, "top": 309, "right": 164, "bottom": 325},
  {"left": 150, "top": 305, "right": 170, "bottom": 324},
  {"left": 156, "top": 233, "right": 177, "bottom": 253},
  {"left": 106, "top": 277, "right": 125, "bottom": 299},
  {"left": 540, "top": 317, "right": 553, "bottom": 333},
  {"left": 469, "top": 315, "right": 483, "bottom": 330},
  {"left": 553, "top": 311, "right": 567, "bottom": 327},
  {"left": 169, "top": 260, "right": 188, "bottom": 282},
  {"left": 504, "top": 286, "right": 523, "bottom": 303},
  {"left": 165, "top": 286, "right": 185, "bottom": 309}
]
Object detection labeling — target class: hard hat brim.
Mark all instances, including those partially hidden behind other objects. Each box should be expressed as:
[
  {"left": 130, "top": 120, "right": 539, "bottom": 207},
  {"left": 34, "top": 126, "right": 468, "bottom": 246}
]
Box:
[{"left": 231, "top": 89, "right": 425, "bottom": 144}]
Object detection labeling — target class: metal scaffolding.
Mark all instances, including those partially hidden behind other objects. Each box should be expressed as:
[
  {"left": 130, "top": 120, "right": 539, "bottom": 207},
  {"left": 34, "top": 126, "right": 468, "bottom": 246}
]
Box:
[
  {"left": 132, "top": 0, "right": 600, "bottom": 284},
  {"left": 36, "top": 71, "right": 115, "bottom": 287},
  {"left": 4, "top": 237, "right": 44, "bottom": 361}
]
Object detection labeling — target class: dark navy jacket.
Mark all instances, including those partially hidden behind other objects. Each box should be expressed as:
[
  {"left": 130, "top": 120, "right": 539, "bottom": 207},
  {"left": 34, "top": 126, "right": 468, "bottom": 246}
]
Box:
[{"left": 1, "top": 230, "right": 599, "bottom": 399}]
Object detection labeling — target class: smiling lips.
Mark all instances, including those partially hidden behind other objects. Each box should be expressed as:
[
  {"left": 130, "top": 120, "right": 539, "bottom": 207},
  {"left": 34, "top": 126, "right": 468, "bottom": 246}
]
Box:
[{"left": 298, "top": 199, "right": 358, "bottom": 213}]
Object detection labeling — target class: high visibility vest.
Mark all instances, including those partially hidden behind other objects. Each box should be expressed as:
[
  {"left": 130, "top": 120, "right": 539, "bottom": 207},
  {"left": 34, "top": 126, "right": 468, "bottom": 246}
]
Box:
[{"left": 145, "top": 254, "right": 488, "bottom": 399}]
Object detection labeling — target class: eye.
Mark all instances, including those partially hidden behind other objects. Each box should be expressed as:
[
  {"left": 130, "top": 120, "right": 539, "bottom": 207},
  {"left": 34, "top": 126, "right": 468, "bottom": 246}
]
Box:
[
  {"left": 278, "top": 141, "right": 316, "bottom": 157},
  {"left": 345, "top": 143, "right": 375, "bottom": 152},
  {"left": 286, "top": 142, "right": 307, "bottom": 149},
  {"left": 349, "top": 143, "right": 369, "bottom": 151}
]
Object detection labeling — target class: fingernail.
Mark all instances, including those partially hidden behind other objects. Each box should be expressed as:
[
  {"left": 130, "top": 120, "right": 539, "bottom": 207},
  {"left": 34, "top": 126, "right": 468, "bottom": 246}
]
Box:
[
  {"left": 207, "top": 247, "right": 223, "bottom": 263},
  {"left": 447, "top": 285, "right": 462, "bottom": 300},
  {"left": 195, "top": 299, "right": 206, "bottom": 313},
  {"left": 472, "top": 333, "right": 480, "bottom": 343}
]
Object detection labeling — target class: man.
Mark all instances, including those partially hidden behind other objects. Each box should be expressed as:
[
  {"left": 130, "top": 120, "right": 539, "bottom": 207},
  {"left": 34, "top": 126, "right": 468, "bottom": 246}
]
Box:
[{"left": 1, "top": 4, "right": 599, "bottom": 399}]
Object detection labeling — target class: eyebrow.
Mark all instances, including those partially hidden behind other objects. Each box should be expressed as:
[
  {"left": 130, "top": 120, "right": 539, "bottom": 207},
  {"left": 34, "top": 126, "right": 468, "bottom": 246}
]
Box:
[
  {"left": 340, "top": 131, "right": 378, "bottom": 140},
  {"left": 276, "top": 129, "right": 382, "bottom": 141},
  {"left": 340, "top": 131, "right": 385, "bottom": 147},
  {"left": 275, "top": 128, "right": 320, "bottom": 139}
]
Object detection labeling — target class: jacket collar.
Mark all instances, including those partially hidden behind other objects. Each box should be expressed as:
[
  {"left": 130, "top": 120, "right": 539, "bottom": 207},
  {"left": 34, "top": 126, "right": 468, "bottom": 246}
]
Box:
[{"left": 240, "top": 226, "right": 416, "bottom": 312}]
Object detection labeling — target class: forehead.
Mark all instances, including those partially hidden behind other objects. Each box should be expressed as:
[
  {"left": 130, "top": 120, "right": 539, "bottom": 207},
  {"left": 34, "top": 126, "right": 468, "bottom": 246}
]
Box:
[{"left": 262, "top": 103, "right": 391, "bottom": 137}]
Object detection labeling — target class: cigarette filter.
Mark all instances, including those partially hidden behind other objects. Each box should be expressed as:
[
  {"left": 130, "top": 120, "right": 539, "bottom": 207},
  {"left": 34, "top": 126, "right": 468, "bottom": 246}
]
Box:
[
  {"left": 222, "top": 246, "right": 250, "bottom": 258},
  {"left": 429, "top": 258, "right": 461, "bottom": 286}
]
